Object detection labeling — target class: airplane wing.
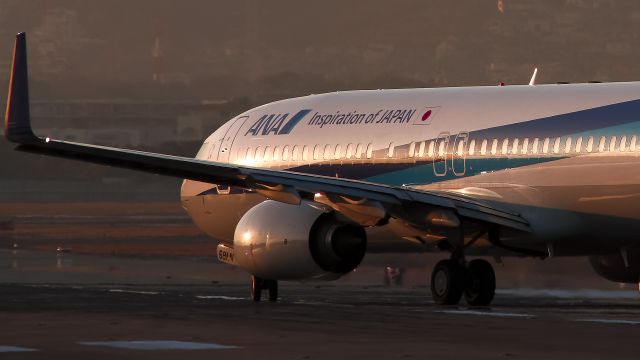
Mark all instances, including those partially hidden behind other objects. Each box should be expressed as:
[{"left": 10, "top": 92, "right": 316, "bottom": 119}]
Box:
[{"left": 4, "top": 33, "right": 531, "bottom": 248}]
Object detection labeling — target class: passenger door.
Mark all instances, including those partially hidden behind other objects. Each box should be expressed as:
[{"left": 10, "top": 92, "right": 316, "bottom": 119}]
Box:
[
  {"left": 216, "top": 116, "right": 249, "bottom": 162},
  {"left": 433, "top": 132, "right": 449, "bottom": 176},
  {"left": 452, "top": 132, "right": 468, "bottom": 176}
]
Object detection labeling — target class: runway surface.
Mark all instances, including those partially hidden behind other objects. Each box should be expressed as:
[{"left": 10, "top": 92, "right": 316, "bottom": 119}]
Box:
[{"left": 1, "top": 250, "right": 640, "bottom": 359}]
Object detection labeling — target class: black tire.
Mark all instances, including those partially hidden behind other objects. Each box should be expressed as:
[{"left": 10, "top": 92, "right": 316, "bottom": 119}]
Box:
[
  {"left": 430, "top": 259, "right": 465, "bottom": 305},
  {"left": 251, "top": 275, "right": 263, "bottom": 302},
  {"left": 464, "top": 259, "right": 496, "bottom": 306},
  {"left": 266, "top": 280, "right": 278, "bottom": 302}
]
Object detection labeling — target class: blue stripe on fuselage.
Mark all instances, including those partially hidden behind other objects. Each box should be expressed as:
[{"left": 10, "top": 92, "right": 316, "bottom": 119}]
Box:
[
  {"left": 285, "top": 99, "right": 640, "bottom": 186},
  {"left": 471, "top": 98, "right": 640, "bottom": 140},
  {"left": 278, "top": 109, "right": 313, "bottom": 134}
]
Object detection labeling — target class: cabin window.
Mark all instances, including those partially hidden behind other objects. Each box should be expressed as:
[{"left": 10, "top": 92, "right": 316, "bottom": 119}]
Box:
[
  {"left": 313, "top": 145, "right": 321, "bottom": 160},
  {"left": 553, "top": 138, "right": 561, "bottom": 154},
  {"left": 631, "top": 136, "right": 637, "bottom": 151},
  {"left": 511, "top": 138, "right": 519, "bottom": 155},
  {"left": 480, "top": 139, "right": 488, "bottom": 155},
  {"left": 302, "top": 146, "right": 309, "bottom": 161},
  {"left": 418, "top": 141, "right": 426, "bottom": 157},
  {"left": 427, "top": 141, "right": 435, "bottom": 157},
  {"left": 255, "top": 146, "right": 264, "bottom": 161},
  {"left": 366, "top": 143, "right": 373, "bottom": 159},
  {"left": 490, "top": 139, "right": 498, "bottom": 155},
  {"left": 355, "top": 144, "right": 363, "bottom": 159},
  {"left": 468, "top": 139, "right": 476, "bottom": 156},
  {"left": 542, "top": 138, "right": 550, "bottom": 154},
  {"left": 283, "top": 145, "right": 290, "bottom": 161},
  {"left": 388, "top": 142, "right": 395, "bottom": 158},
  {"left": 609, "top": 136, "right": 617, "bottom": 152},
  {"left": 323, "top": 144, "right": 332, "bottom": 160},
  {"left": 531, "top": 138, "right": 539, "bottom": 154},
  {"left": 273, "top": 146, "right": 281, "bottom": 161},
  {"left": 291, "top": 145, "right": 299, "bottom": 161},
  {"left": 501, "top": 139, "right": 509, "bottom": 155},
  {"left": 521, "top": 138, "right": 529, "bottom": 155},
  {"left": 456, "top": 139, "right": 465, "bottom": 156},
  {"left": 575, "top": 137, "right": 583, "bottom": 153},
  {"left": 334, "top": 144, "right": 342, "bottom": 159},
  {"left": 598, "top": 136, "right": 606, "bottom": 152},
  {"left": 264, "top": 146, "right": 273, "bottom": 161},
  {"left": 408, "top": 142, "right": 416, "bottom": 158},
  {"left": 586, "top": 136, "right": 594, "bottom": 152},
  {"left": 345, "top": 144, "right": 354, "bottom": 159},
  {"left": 245, "top": 147, "right": 252, "bottom": 161},
  {"left": 620, "top": 136, "right": 627, "bottom": 152},
  {"left": 564, "top": 137, "right": 572, "bottom": 153},
  {"left": 438, "top": 141, "right": 446, "bottom": 157}
]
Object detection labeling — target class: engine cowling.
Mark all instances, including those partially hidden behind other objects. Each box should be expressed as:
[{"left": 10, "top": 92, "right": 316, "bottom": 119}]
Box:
[
  {"left": 589, "top": 251, "right": 640, "bottom": 283},
  {"left": 233, "top": 200, "right": 367, "bottom": 280}
]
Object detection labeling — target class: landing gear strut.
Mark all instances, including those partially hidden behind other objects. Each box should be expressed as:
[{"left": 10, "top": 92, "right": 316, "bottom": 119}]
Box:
[
  {"left": 430, "top": 258, "right": 495, "bottom": 306},
  {"left": 251, "top": 275, "right": 278, "bottom": 302}
]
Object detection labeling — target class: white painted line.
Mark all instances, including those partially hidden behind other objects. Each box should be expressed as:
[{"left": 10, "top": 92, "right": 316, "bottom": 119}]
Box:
[
  {"left": 497, "top": 288, "right": 639, "bottom": 300},
  {"left": 292, "top": 300, "right": 355, "bottom": 308},
  {"left": 195, "top": 295, "right": 245, "bottom": 301},
  {"left": 108, "top": 289, "right": 160, "bottom": 295},
  {"left": 0, "top": 345, "right": 38, "bottom": 352},
  {"left": 576, "top": 319, "right": 640, "bottom": 325},
  {"left": 435, "top": 309, "right": 536, "bottom": 318},
  {"left": 78, "top": 340, "right": 240, "bottom": 350}
]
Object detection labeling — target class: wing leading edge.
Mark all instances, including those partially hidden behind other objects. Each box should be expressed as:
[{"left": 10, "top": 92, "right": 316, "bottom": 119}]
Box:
[{"left": 4, "top": 33, "right": 531, "bottom": 240}]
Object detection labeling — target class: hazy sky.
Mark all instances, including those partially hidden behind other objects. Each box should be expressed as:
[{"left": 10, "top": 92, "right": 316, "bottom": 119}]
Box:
[{"left": 0, "top": 0, "right": 638, "bottom": 101}]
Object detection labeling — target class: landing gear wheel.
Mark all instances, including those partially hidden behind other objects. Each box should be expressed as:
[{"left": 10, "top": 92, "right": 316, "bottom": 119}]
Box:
[
  {"left": 464, "top": 259, "right": 496, "bottom": 306},
  {"left": 251, "top": 275, "right": 264, "bottom": 302},
  {"left": 251, "top": 276, "right": 278, "bottom": 302},
  {"left": 264, "top": 279, "right": 278, "bottom": 302},
  {"left": 430, "top": 259, "right": 465, "bottom": 305}
]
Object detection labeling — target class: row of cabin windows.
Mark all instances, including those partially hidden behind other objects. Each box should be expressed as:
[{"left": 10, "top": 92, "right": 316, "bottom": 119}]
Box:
[
  {"left": 401, "top": 135, "right": 638, "bottom": 158},
  {"left": 238, "top": 143, "right": 374, "bottom": 163},
  {"left": 235, "top": 134, "right": 637, "bottom": 163},
  {"left": 462, "top": 135, "right": 638, "bottom": 156}
]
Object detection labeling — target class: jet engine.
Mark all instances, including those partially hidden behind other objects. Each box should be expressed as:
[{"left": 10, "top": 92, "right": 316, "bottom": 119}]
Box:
[
  {"left": 589, "top": 251, "right": 640, "bottom": 283},
  {"left": 233, "top": 200, "right": 367, "bottom": 280}
]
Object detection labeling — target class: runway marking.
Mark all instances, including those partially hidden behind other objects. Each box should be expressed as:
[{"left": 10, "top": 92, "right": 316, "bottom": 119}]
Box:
[
  {"left": 0, "top": 345, "right": 38, "bottom": 352},
  {"left": 576, "top": 319, "right": 640, "bottom": 325},
  {"left": 78, "top": 340, "right": 240, "bottom": 350},
  {"left": 196, "top": 295, "right": 245, "bottom": 301},
  {"left": 292, "top": 300, "right": 356, "bottom": 307},
  {"left": 497, "top": 288, "right": 639, "bottom": 300},
  {"left": 435, "top": 309, "right": 536, "bottom": 318},
  {"left": 108, "top": 289, "right": 160, "bottom": 295}
]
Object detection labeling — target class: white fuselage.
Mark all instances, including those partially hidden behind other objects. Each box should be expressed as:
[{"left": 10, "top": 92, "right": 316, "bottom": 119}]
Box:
[{"left": 181, "top": 82, "right": 640, "bottom": 256}]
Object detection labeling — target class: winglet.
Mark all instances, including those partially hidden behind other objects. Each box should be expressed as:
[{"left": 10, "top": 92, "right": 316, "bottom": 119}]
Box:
[
  {"left": 528, "top": 67, "right": 538, "bottom": 86},
  {"left": 4, "top": 32, "right": 37, "bottom": 143}
]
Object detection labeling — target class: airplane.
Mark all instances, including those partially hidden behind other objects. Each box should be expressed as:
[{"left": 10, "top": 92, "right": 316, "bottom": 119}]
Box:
[{"left": 5, "top": 32, "right": 640, "bottom": 306}]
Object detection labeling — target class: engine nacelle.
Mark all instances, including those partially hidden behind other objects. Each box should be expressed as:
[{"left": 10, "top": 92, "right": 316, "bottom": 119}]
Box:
[
  {"left": 589, "top": 251, "right": 640, "bottom": 283},
  {"left": 233, "top": 200, "right": 367, "bottom": 280}
]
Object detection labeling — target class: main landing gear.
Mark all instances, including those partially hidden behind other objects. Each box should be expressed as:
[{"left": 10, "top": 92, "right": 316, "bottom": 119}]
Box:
[
  {"left": 251, "top": 275, "right": 278, "bottom": 302},
  {"left": 430, "top": 257, "right": 496, "bottom": 306}
]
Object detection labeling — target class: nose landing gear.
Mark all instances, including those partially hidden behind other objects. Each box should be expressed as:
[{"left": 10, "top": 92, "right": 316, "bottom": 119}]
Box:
[
  {"left": 430, "top": 258, "right": 495, "bottom": 306},
  {"left": 251, "top": 275, "right": 278, "bottom": 302}
]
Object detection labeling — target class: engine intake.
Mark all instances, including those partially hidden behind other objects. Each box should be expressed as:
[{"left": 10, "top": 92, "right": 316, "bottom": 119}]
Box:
[
  {"left": 309, "top": 213, "right": 367, "bottom": 274},
  {"left": 233, "top": 200, "right": 366, "bottom": 280}
]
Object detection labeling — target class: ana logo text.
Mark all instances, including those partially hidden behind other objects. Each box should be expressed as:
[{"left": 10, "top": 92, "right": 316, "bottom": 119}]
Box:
[{"left": 244, "top": 109, "right": 312, "bottom": 136}]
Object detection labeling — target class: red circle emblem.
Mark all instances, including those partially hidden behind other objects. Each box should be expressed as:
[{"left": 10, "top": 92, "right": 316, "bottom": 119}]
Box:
[{"left": 421, "top": 110, "right": 432, "bottom": 121}]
